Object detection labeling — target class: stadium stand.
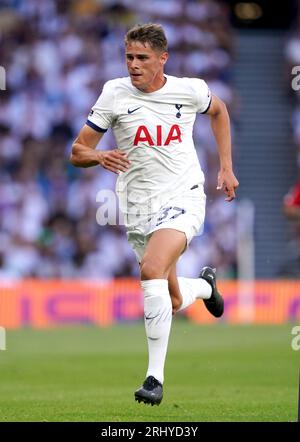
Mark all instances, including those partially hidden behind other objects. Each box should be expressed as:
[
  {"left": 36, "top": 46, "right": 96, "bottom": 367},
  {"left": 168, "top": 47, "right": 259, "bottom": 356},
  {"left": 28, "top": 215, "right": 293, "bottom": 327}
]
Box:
[
  {"left": 0, "top": 0, "right": 237, "bottom": 279},
  {"left": 282, "top": 6, "right": 300, "bottom": 277}
]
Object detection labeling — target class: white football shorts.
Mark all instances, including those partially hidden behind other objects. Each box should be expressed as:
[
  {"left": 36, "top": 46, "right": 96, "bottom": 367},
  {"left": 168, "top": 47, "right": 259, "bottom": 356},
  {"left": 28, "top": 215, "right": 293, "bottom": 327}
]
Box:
[{"left": 126, "top": 184, "right": 206, "bottom": 263}]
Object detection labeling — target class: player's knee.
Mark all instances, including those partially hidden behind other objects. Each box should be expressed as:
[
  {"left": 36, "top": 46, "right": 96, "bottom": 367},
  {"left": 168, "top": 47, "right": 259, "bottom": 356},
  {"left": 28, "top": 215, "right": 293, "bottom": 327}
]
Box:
[{"left": 140, "top": 259, "right": 166, "bottom": 280}]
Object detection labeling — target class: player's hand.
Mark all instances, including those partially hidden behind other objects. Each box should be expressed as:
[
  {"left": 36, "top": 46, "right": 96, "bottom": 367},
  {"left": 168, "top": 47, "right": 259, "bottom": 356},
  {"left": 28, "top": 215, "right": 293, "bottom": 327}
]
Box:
[
  {"left": 217, "top": 169, "right": 239, "bottom": 202},
  {"left": 97, "top": 149, "right": 131, "bottom": 174}
]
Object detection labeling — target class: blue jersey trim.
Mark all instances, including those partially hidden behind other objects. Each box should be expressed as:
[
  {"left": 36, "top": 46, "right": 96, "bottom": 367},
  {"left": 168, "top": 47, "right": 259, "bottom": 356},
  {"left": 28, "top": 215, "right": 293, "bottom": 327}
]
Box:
[
  {"left": 86, "top": 120, "right": 107, "bottom": 133},
  {"left": 200, "top": 96, "right": 212, "bottom": 114}
]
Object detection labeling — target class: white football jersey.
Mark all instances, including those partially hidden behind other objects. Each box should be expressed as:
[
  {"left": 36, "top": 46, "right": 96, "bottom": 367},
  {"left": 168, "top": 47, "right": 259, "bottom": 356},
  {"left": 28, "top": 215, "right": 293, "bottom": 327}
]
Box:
[{"left": 87, "top": 75, "right": 211, "bottom": 230}]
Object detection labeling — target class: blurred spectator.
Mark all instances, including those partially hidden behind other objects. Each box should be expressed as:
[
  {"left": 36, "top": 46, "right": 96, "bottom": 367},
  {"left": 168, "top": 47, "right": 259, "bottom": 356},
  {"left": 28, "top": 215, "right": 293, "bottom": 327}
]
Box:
[
  {"left": 0, "top": 0, "right": 237, "bottom": 279},
  {"left": 281, "top": 181, "right": 300, "bottom": 276},
  {"left": 284, "top": 181, "right": 300, "bottom": 220}
]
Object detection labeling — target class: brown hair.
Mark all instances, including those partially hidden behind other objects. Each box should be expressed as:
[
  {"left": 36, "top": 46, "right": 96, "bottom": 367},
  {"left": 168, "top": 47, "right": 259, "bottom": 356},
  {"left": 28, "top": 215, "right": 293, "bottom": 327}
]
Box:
[{"left": 125, "top": 23, "right": 168, "bottom": 52}]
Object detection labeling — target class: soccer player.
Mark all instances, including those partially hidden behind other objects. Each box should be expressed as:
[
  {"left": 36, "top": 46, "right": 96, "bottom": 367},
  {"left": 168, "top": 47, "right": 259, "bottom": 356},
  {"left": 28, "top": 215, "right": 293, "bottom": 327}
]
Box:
[{"left": 70, "top": 23, "right": 239, "bottom": 406}]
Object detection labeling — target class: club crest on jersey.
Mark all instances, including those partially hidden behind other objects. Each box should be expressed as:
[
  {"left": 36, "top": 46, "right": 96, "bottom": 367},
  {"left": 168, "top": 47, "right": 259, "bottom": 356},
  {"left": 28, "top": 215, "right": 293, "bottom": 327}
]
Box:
[
  {"left": 133, "top": 125, "right": 182, "bottom": 147},
  {"left": 175, "top": 104, "right": 183, "bottom": 118}
]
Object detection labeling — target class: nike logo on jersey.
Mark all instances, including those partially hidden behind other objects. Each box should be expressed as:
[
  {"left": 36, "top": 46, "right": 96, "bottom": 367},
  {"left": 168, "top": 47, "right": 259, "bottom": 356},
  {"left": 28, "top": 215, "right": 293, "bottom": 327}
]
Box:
[{"left": 128, "top": 106, "right": 142, "bottom": 114}]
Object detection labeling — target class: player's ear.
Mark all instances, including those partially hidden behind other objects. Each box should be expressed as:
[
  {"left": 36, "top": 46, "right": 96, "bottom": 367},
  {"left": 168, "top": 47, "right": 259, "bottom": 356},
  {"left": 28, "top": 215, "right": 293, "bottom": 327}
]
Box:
[{"left": 160, "top": 51, "right": 168, "bottom": 65}]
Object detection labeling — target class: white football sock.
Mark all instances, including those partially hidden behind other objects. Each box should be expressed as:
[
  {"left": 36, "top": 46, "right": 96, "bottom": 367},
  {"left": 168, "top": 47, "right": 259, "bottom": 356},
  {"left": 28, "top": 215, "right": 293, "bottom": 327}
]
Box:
[
  {"left": 141, "top": 279, "right": 172, "bottom": 385},
  {"left": 177, "top": 277, "right": 212, "bottom": 311}
]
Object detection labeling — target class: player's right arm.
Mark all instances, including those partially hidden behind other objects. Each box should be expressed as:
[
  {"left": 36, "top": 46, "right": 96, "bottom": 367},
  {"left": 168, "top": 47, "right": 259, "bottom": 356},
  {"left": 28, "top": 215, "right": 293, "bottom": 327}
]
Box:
[{"left": 70, "top": 124, "right": 130, "bottom": 174}]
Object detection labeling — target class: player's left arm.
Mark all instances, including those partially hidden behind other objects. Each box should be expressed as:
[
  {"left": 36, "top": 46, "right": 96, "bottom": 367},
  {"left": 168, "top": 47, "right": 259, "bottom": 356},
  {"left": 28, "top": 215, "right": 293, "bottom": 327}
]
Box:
[{"left": 206, "top": 94, "right": 239, "bottom": 202}]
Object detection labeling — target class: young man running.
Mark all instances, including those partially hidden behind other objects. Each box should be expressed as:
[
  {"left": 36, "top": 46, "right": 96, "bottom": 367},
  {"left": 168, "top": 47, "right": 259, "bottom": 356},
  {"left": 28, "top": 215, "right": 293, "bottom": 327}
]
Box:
[{"left": 70, "top": 23, "right": 239, "bottom": 406}]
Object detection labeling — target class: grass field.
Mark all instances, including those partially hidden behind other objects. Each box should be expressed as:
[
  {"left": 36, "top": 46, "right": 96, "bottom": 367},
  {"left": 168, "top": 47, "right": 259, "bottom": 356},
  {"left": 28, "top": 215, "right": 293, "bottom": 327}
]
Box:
[{"left": 0, "top": 321, "right": 298, "bottom": 422}]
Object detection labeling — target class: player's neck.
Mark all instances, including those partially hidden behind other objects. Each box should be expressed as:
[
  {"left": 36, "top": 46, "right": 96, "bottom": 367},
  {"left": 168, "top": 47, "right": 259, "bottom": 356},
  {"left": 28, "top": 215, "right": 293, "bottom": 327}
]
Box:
[{"left": 138, "top": 75, "right": 167, "bottom": 93}]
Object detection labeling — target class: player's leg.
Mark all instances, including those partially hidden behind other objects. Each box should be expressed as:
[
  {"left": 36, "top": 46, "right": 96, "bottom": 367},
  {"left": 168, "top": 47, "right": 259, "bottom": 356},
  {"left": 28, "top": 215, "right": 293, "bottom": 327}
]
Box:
[
  {"left": 140, "top": 228, "right": 186, "bottom": 280},
  {"left": 168, "top": 263, "right": 211, "bottom": 314},
  {"left": 135, "top": 228, "right": 185, "bottom": 406},
  {"left": 167, "top": 264, "right": 183, "bottom": 314},
  {"left": 168, "top": 263, "right": 223, "bottom": 316},
  {"left": 149, "top": 186, "right": 223, "bottom": 317}
]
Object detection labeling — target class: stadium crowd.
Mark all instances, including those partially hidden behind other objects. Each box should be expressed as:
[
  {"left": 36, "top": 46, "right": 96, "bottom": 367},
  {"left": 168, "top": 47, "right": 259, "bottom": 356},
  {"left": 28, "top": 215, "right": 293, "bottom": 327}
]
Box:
[
  {"left": 282, "top": 6, "right": 300, "bottom": 277},
  {"left": 0, "top": 0, "right": 237, "bottom": 279}
]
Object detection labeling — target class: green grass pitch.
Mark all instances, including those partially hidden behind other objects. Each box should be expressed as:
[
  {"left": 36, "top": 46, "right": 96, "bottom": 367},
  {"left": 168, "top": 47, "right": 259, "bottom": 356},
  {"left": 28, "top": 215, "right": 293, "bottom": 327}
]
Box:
[{"left": 0, "top": 321, "right": 298, "bottom": 422}]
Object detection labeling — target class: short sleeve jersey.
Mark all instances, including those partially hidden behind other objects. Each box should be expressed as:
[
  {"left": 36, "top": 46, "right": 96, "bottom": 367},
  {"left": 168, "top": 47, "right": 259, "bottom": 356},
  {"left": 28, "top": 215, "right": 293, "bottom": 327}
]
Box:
[{"left": 87, "top": 75, "right": 211, "bottom": 228}]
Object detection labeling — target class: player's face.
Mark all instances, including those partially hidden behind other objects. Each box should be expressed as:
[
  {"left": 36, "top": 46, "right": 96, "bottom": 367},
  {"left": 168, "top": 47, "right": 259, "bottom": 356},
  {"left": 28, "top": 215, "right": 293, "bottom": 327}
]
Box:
[{"left": 126, "top": 41, "right": 168, "bottom": 93}]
